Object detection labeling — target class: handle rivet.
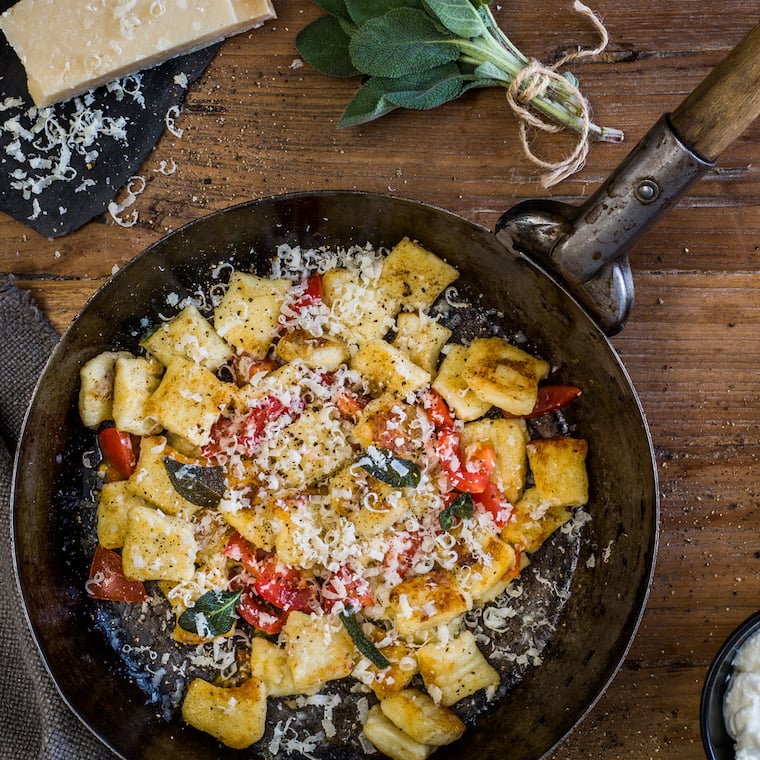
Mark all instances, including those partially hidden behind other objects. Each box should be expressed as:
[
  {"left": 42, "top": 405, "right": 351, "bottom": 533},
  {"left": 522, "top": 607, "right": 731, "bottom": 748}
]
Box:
[{"left": 635, "top": 179, "right": 660, "bottom": 203}]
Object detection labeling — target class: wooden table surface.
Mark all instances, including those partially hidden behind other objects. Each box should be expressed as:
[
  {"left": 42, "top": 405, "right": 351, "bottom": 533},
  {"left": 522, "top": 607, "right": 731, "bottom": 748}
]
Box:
[{"left": 3, "top": 1, "right": 760, "bottom": 758}]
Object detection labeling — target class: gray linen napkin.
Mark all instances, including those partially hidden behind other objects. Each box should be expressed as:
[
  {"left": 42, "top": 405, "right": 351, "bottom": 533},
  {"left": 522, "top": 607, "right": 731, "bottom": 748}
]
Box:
[{"left": 0, "top": 279, "right": 113, "bottom": 759}]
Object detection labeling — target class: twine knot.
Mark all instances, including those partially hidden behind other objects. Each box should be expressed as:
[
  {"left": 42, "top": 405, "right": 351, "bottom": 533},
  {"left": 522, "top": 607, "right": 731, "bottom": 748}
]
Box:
[{"left": 506, "top": 0, "right": 610, "bottom": 187}]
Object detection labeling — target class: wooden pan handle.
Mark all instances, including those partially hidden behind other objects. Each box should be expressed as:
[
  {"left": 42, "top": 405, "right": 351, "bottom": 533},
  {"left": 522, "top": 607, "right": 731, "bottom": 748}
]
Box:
[{"left": 669, "top": 21, "right": 760, "bottom": 162}]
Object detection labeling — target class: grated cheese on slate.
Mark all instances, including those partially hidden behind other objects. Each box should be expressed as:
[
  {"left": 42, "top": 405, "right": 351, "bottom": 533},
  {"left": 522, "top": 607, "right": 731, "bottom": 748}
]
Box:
[{"left": 1, "top": 77, "right": 143, "bottom": 203}]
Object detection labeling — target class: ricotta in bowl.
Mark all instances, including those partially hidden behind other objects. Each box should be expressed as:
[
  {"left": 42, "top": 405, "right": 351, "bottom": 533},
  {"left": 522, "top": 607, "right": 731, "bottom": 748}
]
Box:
[{"left": 724, "top": 630, "right": 760, "bottom": 759}]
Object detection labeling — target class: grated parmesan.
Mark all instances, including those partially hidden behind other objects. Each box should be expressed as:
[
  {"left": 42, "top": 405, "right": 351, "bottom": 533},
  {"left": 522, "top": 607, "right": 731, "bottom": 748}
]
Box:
[
  {"left": 80, "top": 240, "right": 594, "bottom": 757},
  {"left": 1, "top": 82, "right": 139, "bottom": 200},
  {"left": 107, "top": 174, "right": 146, "bottom": 227},
  {"left": 164, "top": 104, "right": 183, "bottom": 138}
]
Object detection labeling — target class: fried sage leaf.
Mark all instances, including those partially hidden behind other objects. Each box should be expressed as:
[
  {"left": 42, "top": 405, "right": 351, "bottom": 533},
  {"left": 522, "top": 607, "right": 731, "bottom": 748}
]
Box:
[
  {"left": 163, "top": 457, "right": 225, "bottom": 508},
  {"left": 439, "top": 491, "right": 474, "bottom": 530},
  {"left": 341, "top": 611, "right": 390, "bottom": 669},
  {"left": 178, "top": 589, "right": 242, "bottom": 636},
  {"left": 356, "top": 446, "right": 421, "bottom": 488}
]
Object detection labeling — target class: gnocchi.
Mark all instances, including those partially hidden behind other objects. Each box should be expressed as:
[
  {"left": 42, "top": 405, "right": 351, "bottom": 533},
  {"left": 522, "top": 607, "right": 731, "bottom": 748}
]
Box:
[{"left": 80, "top": 237, "right": 589, "bottom": 755}]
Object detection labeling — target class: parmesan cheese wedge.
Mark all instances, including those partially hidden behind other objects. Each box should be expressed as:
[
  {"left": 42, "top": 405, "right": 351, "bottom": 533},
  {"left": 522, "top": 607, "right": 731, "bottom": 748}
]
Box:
[{"left": 0, "top": 0, "right": 277, "bottom": 107}]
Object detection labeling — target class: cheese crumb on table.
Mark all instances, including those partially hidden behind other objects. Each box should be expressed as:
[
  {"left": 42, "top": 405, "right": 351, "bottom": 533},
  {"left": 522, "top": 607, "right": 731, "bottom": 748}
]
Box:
[{"left": 0, "top": 0, "right": 276, "bottom": 107}]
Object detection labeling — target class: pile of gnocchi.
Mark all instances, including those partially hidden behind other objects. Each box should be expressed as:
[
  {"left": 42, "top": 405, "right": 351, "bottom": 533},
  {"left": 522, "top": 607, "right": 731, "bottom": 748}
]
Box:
[{"left": 79, "top": 238, "right": 589, "bottom": 758}]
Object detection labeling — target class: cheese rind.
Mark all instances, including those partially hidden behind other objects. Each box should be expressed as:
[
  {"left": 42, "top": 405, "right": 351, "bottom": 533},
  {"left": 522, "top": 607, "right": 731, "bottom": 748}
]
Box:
[{"left": 0, "top": 0, "right": 276, "bottom": 107}]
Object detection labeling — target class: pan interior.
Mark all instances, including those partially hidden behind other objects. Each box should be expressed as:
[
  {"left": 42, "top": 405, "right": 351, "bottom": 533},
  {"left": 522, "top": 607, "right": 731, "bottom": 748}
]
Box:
[{"left": 12, "top": 192, "right": 658, "bottom": 759}]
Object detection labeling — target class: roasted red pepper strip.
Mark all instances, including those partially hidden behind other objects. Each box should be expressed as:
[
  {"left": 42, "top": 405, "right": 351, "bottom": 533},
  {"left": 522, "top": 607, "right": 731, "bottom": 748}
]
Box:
[
  {"left": 238, "top": 396, "right": 288, "bottom": 456},
  {"left": 226, "top": 536, "right": 321, "bottom": 622},
  {"left": 98, "top": 427, "right": 137, "bottom": 479},
  {"left": 224, "top": 532, "right": 260, "bottom": 574},
  {"left": 204, "top": 395, "right": 289, "bottom": 460},
  {"left": 321, "top": 565, "right": 373, "bottom": 614},
  {"left": 85, "top": 545, "right": 147, "bottom": 603},
  {"left": 236, "top": 589, "right": 288, "bottom": 635},
  {"left": 203, "top": 415, "right": 236, "bottom": 460},
  {"left": 254, "top": 556, "right": 319, "bottom": 613},
  {"left": 383, "top": 531, "right": 423, "bottom": 579},
  {"left": 504, "top": 385, "right": 582, "bottom": 419},
  {"left": 436, "top": 428, "right": 496, "bottom": 494},
  {"left": 289, "top": 272, "right": 323, "bottom": 314},
  {"left": 422, "top": 388, "right": 454, "bottom": 430},
  {"left": 473, "top": 481, "right": 513, "bottom": 528}
]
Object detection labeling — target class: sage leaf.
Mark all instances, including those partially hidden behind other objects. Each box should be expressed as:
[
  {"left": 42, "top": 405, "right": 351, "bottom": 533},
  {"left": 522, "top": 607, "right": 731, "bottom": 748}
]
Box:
[
  {"left": 473, "top": 60, "right": 508, "bottom": 83},
  {"left": 423, "top": 0, "right": 485, "bottom": 38},
  {"left": 341, "top": 611, "right": 390, "bottom": 669},
  {"left": 312, "top": 0, "right": 353, "bottom": 23},
  {"left": 341, "top": 64, "right": 461, "bottom": 127},
  {"left": 178, "top": 588, "right": 242, "bottom": 637},
  {"left": 163, "top": 457, "right": 225, "bottom": 508},
  {"left": 296, "top": 15, "right": 359, "bottom": 77},
  {"left": 345, "top": 0, "right": 424, "bottom": 25},
  {"left": 349, "top": 8, "right": 459, "bottom": 78},
  {"left": 298, "top": 0, "right": 624, "bottom": 157},
  {"left": 339, "top": 78, "right": 400, "bottom": 128},
  {"left": 382, "top": 62, "right": 462, "bottom": 109},
  {"left": 439, "top": 491, "right": 474, "bottom": 531},
  {"left": 356, "top": 446, "right": 421, "bottom": 488}
]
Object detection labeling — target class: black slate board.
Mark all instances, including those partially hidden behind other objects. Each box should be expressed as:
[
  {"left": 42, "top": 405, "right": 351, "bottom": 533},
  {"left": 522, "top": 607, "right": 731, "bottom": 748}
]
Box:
[{"left": 0, "top": 0, "right": 220, "bottom": 238}]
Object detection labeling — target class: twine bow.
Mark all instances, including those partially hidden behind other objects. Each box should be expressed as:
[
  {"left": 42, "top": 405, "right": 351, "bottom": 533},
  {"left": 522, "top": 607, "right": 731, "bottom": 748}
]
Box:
[{"left": 506, "top": 1, "right": 610, "bottom": 187}]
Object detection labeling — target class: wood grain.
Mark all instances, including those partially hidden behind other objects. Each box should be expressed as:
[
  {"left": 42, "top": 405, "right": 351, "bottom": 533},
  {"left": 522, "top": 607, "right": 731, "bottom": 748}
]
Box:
[
  {"left": 3, "top": 1, "right": 760, "bottom": 758},
  {"left": 671, "top": 22, "right": 760, "bottom": 160}
]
